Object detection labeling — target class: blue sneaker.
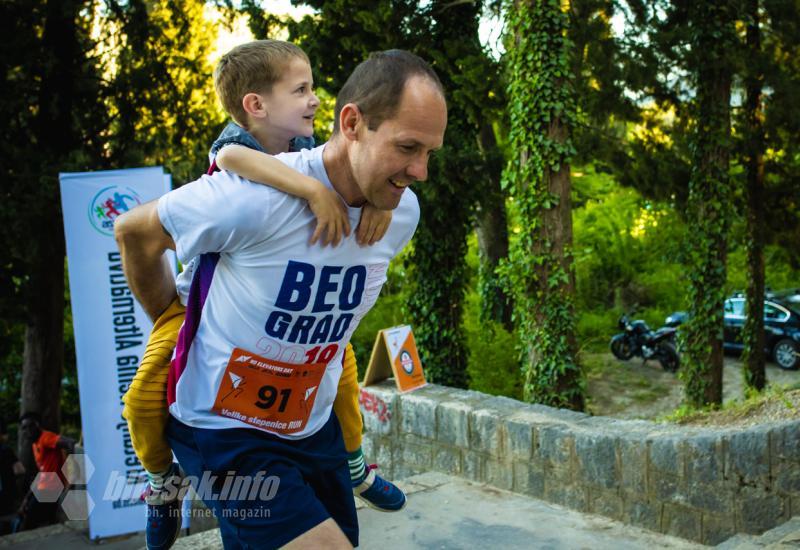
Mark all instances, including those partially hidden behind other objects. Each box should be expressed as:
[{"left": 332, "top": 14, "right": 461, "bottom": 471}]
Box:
[
  {"left": 144, "top": 468, "right": 183, "bottom": 550},
  {"left": 353, "top": 464, "right": 406, "bottom": 512}
]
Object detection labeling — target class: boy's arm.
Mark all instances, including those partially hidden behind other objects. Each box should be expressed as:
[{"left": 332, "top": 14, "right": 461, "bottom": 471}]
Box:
[
  {"left": 216, "top": 145, "right": 350, "bottom": 246},
  {"left": 356, "top": 204, "right": 393, "bottom": 246},
  {"left": 114, "top": 201, "right": 177, "bottom": 321}
]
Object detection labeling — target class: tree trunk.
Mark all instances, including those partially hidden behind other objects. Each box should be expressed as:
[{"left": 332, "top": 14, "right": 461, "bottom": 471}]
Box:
[
  {"left": 742, "top": 0, "right": 766, "bottom": 392},
  {"left": 19, "top": 247, "right": 65, "bottom": 473},
  {"left": 525, "top": 118, "right": 582, "bottom": 410},
  {"left": 18, "top": 0, "right": 78, "bottom": 466},
  {"left": 475, "top": 122, "right": 513, "bottom": 332},
  {"left": 683, "top": 2, "right": 734, "bottom": 408},
  {"left": 505, "top": 0, "right": 584, "bottom": 411}
]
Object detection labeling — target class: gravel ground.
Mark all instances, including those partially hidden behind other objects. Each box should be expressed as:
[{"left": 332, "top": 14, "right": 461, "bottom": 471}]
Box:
[{"left": 585, "top": 352, "right": 799, "bottom": 424}]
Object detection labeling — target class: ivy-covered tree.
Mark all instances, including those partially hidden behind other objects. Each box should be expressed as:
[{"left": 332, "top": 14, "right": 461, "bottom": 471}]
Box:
[
  {"left": 682, "top": 1, "right": 736, "bottom": 407},
  {"left": 502, "top": 0, "right": 585, "bottom": 410},
  {"left": 740, "top": 0, "right": 767, "bottom": 391}
]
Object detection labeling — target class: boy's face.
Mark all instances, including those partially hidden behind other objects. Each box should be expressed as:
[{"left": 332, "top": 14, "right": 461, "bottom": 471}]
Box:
[
  {"left": 348, "top": 77, "right": 447, "bottom": 210},
  {"left": 262, "top": 58, "right": 319, "bottom": 140}
]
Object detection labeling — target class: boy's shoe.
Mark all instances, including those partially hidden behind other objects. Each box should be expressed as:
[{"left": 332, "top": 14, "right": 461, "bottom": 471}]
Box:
[
  {"left": 143, "top": 467, "right": 183, "bottom": 550},
  {"left": 353, "top": 464, "right": 406, "bottom": 512}
]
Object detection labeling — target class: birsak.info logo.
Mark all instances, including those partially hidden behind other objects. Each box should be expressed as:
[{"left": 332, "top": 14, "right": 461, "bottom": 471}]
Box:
[{"left": 88, "top": 186, "right": 141, "bottom": 236}]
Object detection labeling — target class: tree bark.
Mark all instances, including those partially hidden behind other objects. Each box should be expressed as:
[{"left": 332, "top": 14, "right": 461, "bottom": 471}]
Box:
[{"left": 742, "top": 0, "right": 766, "bottom": 391}]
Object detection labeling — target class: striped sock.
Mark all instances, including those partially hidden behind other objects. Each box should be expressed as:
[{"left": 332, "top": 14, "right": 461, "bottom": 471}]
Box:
[
  {"left": 348, "top": 448, "right": 367, "bottom": 485},
  {"left": 146, "top": 464, "right": 175, "bottom": 491}
]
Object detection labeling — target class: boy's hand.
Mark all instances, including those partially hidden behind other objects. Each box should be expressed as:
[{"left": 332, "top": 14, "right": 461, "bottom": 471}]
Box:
[
  {"left": 356, "top": 205, "right": 392, "bottom": 246},
  {"left": 307, "top": 178, "right": 351, "bottom": 246}
]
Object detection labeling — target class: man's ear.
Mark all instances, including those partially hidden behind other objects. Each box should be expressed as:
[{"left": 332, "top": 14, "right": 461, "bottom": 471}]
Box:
[
  {"left": 338, "top": 103, "right": 364, "bottom": 141},
  {"left": 242, "top": 92, "right": 268, "bottom": 119}
]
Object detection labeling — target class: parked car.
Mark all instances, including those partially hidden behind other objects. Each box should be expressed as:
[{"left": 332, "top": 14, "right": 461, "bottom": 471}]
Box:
[
  {"left": 665, "top": 295, "right": 800, "bottom": 370},
  {"left": 768, "top": 288, "right": 800, "bottom": 308},
  {"left": 723, "top": 295, "right": 800, "bottom": 370}
]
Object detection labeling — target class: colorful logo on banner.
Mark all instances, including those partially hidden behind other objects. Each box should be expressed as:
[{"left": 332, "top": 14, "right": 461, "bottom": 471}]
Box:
[{"left": 87, "top": 186, "right": 142, "bottom": 236}]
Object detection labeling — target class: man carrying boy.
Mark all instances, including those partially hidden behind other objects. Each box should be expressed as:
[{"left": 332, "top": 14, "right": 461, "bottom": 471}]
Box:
[
  {"left": 115, "top": 48, "right": 447, "bottom": 549},
  {"left": 122, "top": 40, "right": 403, "bottom": 550}
]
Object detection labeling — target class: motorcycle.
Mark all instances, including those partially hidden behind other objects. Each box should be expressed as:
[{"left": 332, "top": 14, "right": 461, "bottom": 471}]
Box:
[{"left": 610, "top": 315, "right": 680, "bottom": 372}]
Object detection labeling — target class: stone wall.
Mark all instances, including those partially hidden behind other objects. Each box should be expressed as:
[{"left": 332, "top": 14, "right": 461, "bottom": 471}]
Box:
[{"left": 359, "top": 381, "right": 800, "bottom": 545}]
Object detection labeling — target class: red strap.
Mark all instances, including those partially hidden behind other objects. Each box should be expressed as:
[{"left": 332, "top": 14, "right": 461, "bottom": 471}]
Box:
[{"left": 206, "top": 159, "right": 219, "bottom": 175}]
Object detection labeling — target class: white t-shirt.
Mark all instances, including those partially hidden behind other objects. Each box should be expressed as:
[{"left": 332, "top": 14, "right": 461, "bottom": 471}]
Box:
[{"left": 158, "top": 144, "right": 419, "bottom": 438}]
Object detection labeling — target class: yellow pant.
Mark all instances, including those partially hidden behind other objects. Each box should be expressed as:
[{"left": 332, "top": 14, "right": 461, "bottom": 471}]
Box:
[{"left": 122, "top": 298, "right": 363, "bottom": 473}]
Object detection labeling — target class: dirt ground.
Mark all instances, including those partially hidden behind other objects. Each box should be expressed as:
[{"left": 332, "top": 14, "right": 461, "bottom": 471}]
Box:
[{"left": 585, "top": 352, "right": 800, "bottom": 421}]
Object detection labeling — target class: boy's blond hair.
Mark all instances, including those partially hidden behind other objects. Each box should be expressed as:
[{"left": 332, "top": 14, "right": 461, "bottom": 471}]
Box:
[{"left": 214, "top": 40, "right": 309, "bottom": 127}]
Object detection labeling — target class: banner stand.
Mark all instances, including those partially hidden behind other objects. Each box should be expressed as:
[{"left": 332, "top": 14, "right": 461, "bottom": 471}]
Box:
[{"left": 60, "top": 167, "right": 177, "bottom": 540}]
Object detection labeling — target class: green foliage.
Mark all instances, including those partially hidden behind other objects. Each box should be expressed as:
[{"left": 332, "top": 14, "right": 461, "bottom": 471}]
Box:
[
  {"left": 501, "top": 0, "right": 584, "bottom": 410},
  {"left": 464, "top": 293, "right": 522, "bottom": 400},
  {"left": 103, "top": 0, "right": 225, "bottom": 183}
]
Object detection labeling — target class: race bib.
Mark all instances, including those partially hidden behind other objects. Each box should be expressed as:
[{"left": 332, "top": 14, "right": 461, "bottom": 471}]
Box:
[{"left": 212, "top": 347, "right": 327, "bottom": 435}]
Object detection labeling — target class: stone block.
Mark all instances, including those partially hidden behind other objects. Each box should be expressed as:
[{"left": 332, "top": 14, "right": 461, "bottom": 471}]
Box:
[
  {"left": 619, "top": 438, "right": 647, "bottom": 493},
  {"left": 663, "top": 503, "right": 701, "bottom": 541},
  {"left": 435, "top": 400, "right": 470, "bottom": 448},
  {"left": 468, "top": 408, "right": 506, "bottom": 457},
  {"left": 359, "top": 385, "right": 398, "bottom": 436},
  {"left": 433, "top": 446, "right": 461, "bottom": 476},
  {"left": 462, "top": 451, "right": 485, "bottom": 483},
  {"left": 399, "top": 392, "right": 438, "bottom": 439},
  {"left": 362, "top": 437, "right": 395, "bottom": 478},
  {"left": 770, "top": 422, "right": 800, "bottom": 461},
  {"left": 537, "top": 424, "right": 574, "bottom": 467},
  {"left": 701, "top": 513, "right": 737, "bottom": 546},
  {"left": 375, "top": 439, "right": 395, "bottom": 470},
  {"left": 588, "top": 488, "right": 623, "bottom": 520},
  {"left": 574, "top": 431, "right": 618, "bottom": 489},
  {"left": 622, "top": 495, "right": 661, "bottom": 532},
  {"left": 772, "top": 462, "right": 800, "bottom": 495},
  {"left": 393, "top": 461, "right": 426, "bottom": 481},
  {"left": 685, "top": 483, "right": 732, "bottom": 514},
  {"left": 725, "top": 429, "right": 770, "bottom": 487},
  {"left": 684, "top": 434, "right": 724, "bottom": 485},
  {"left": 485, "top": 460, "right": 513, "bottom": 491},
  {"left": 544, "top": 483, "right": 587, "bottom": 512},
  {"left": 650, "top": 471, "right": 681, "bottom": 501},
  {"left": 649, "top": 436, "right": 683, "bottom": 476},
  {"left": 505, "top": 414, "right": 534, "bottom": 461},
  {"left": 400, "top": 434, "right": 433, "bottom": 469},
  {"left": 527, "top": 403, "right": 586, "bottom": 422},
  {"left": 736, "top": 488, "right": 787, "bottom": 534},
  {"left": 361, "top": 434, "right": 375, "bottom": 459},
  {"left": 512, "top": 461, "right": 545, "bottom": 498}
]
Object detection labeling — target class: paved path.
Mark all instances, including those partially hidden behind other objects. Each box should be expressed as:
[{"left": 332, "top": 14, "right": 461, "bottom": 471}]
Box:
[{"left": 1, "top": 473, "right": 711, "bottom": 549}]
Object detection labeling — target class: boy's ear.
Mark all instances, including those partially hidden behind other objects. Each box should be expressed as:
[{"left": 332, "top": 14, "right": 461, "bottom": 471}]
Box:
[
  {"left": 338, "top": 103, "right": 364, "bottom": 141},
  {"left": 242, "top": 92, "right": 268, "bottom": 119}
]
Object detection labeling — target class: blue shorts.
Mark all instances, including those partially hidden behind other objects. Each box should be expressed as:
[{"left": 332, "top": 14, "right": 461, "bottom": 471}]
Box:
[{"left": 166, "top": 414, "right": 358, "bottom": 549}]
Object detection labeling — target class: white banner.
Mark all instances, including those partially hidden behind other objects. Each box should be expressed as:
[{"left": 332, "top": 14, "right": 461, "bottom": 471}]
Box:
[{"left": 60, "top": 167, "right": 176, "bottom": 540}]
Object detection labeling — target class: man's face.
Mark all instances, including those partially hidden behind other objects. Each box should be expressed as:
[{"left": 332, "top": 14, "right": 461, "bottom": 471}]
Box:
[
  {"left": 348, "top": 77, "right": 447, "bottom": 210},
  {"left": 262, "top": 57, "right": 320, "bottom": 140}
]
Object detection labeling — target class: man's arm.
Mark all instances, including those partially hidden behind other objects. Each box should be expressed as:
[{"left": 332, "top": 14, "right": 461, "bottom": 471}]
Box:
[{"left": 114, "top": 200, "right": 177, "bottom": 321}]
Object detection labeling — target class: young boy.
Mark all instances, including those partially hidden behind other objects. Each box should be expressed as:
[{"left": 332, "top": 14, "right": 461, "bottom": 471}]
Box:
[{"left": 122, "top": 40, "right": 403, "bottom": 550}]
